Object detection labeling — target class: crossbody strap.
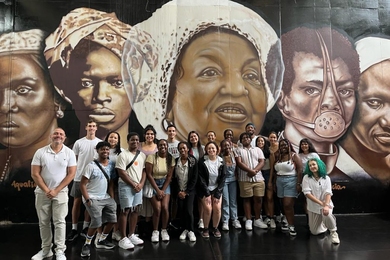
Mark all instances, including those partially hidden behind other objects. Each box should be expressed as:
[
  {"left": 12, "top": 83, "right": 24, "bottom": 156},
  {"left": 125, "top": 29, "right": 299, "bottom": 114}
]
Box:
[
  {"left": 94, "top": 160, "right": 110, "bottom": 193},
  {"left": 126, "top": 150, "right": 140, "bottom": 170}
]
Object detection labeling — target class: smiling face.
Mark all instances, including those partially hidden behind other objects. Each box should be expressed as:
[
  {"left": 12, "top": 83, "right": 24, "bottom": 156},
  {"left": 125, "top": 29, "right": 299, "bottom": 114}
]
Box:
[
  {"left": 308, "top": 159, "right": 319, "bottom": 174},
  {"left": 257, "top": 137, "right": 265, "bottom": 149},
  {"left": 205, "top": 142, "right": 218, "bottom": 157},
  {"left": 300, "top": 141, "right": 309, "bottom": 154},
  {"left": 169, "top": 31, "right": 267, "bottom": 143},
  {"left": 144, "top": 129, "right": 155, "bottom": 143},
  {"left": 280, "top": 51, "right": 356, "bottom": 142},
  {"left": 0, "top": 54, "right": 56, "bottom": 148},
  {"left": 158, "top": 139, "right": 168, "bottom": 155},
  {"left": 69, "top": 45, "right": 131, "bottom": 134},
  {"left": 351, "top": 60, "right": 390, "bottom": 155},
  {"left": 178, "top": 142, "right": 189, "bottom": 157},
  {"left": 107, "top": 132, "right": 119, "bottom": 148}
]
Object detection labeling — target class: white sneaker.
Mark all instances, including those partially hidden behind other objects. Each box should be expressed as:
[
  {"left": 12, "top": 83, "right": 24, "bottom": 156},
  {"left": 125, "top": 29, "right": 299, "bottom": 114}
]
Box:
[
  {"left": 232, "top": 219, "right": 242, "bottom": 229},
  {"left": 161, "top": 229, "right": 170, "bottom": 241},
  {"left": 112, "top": 230, "right": 121, "bottom": 242},
  {"left": 56, "top": 251, "right": 66, "bottom": 260},
  {"left": 151, "top": 230, "right": 159, "bottom": 243},
  {"left": 222, "top": 222, "right": 229, "bottom": 231},
  {"left": 245, "top": 220, "right": 253, "bottom": 230},
  {"left": 331, "top": 231, "right": 340, "bottom": 244},
  {"left": 129, "top": 234, "right": 144, "bottom": 245},
  {"left": 188, "top": 231, "right": 196, "bottom": 242},
  {"left": 254, "top": 218, "right": 268, "bottom": 229},
  {"left": 282, "top": 215, "right": 288, "bottom": 225},
  {"left": 94, "top": 233, "right": 101, "bottom": 247},
  {"left": 119, "top": 237, "right": 134, "bottom": 250},
  {"left": 270, "top": 219, "right": 276, "bottom": 229},
  {"left": 180, "top": 230, "right": 189, "bottom": 240},
  {"left": 31, "top": 249, "right": 53, "bottom": 260},
  {"left": 198, "top": 219, "right": 204, "bottom": 229}
]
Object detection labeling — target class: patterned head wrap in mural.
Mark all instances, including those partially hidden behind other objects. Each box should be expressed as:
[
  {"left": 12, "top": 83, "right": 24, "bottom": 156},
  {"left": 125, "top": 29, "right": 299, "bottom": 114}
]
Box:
[
  {"left": 0, "top": 29, "right": 45, "bottom": 54},
  {"left": 122, "top": 0, "right": 284, "bottom": 139},
  {"left": 355, "top": 36, "right": 390, "bottom": 72},
  {"left": 44, "top": 7, "right": 131, "bottom": 104}
]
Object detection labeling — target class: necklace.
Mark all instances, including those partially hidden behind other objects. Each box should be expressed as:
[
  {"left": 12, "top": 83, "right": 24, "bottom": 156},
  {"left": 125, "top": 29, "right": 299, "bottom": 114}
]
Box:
[{"left": 0, "top": 155, "right": 12, "bottom": 183}]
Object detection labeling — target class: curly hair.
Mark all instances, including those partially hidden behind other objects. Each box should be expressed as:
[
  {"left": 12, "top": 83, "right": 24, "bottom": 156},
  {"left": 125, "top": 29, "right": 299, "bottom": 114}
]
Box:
[
  {"left": 256, "top": 136, "right": 271, "bottom": 159},
  {"left": 304, "top": 158, "right": 327, "bottom": 178}
]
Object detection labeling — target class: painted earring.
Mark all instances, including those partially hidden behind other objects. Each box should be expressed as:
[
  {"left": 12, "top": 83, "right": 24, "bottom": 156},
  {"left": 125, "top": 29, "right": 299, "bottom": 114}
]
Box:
[
  {"left": 162, "top": 118, "right": 173, "bottom": 131},
  {"left": 56, "top": 106, "right": 64, "bottom": 118}
]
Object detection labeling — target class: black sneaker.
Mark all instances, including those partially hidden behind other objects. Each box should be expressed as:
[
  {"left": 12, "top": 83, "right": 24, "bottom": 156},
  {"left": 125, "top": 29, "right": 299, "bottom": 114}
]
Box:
[
  {"left": 80, "top": 227, "right": 88, "bottom": 238},
  {"left": 81, "top": 244, "right": 91, "bottom": 257},
  {"left": 96, "top": 239, "right": 115, "bottom": 250},
  {"left": 66, "top": 229, "right": 79, "bottom": 242}
]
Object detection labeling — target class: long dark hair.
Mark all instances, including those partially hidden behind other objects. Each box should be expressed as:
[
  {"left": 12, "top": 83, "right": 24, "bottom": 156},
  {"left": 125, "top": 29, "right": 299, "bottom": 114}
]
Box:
[
  {"left": 104, "top": 131, "right": 122, "bottom": 155},
  {"left": 298, "top": 138, "right": 318, "bottom": 154},
  {"left": 256, "top": 136, "right": 270, "bottom": 159},
  {"left": 187, "top": 131, "right": 204, "bottom": 158}
]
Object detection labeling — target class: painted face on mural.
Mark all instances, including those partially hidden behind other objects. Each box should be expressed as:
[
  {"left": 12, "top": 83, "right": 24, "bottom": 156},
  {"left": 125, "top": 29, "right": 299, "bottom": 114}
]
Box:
[
  {"left": 168, "top": 31, "right": 267, "bottom": 144},
  {"left": 280, "top": 51, "right": 356, "bottom": 142},
  {"left": 0, "top": 55, "right": 56, "bottom": 148},
  {"left": 69, "top": 46, "right": 131, "bottom": 134},
  {"left": 351, "top": 60, "right": 390, "bottom": 155}
]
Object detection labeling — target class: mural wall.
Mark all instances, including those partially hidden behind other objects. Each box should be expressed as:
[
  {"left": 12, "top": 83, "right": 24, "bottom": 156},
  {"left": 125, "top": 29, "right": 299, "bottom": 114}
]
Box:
[{"left": 0, "top": 0, "right": 389, "bottom": 223}]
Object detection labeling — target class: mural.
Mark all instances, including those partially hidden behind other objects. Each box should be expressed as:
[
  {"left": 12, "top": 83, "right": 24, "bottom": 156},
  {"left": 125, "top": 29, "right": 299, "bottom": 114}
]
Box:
[{"left": 0, "top": 0, "right": 389, "bottom": 222}]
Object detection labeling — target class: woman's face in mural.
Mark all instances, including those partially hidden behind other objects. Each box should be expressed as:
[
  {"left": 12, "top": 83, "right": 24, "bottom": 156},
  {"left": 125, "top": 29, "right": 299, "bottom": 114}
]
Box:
[
  {"left": 70, "top": 46, "right": 131, "bottom": 133},
  {"left": 169, "top": 31, "right": 267, "bottom": 143},
  {"left": 351, "top": 60, "right": 390, "bottom": 155},
  {"left": 284, "top": 51, "right": 356, "bottom": 142},
  {"left": 0, "top": 55, "right": 55, "bottom": 148}
]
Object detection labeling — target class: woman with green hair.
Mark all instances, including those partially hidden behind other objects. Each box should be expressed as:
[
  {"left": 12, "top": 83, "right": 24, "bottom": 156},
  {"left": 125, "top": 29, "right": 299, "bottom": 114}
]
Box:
[{"left": 302, "top": 158, "right": 340, "bottom": 244}]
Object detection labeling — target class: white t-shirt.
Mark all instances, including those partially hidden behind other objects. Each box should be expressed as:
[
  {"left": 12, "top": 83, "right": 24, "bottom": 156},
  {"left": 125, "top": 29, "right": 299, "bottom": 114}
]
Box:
[
  {"left": 72, "top": 137, "right": 102, "bottom": 181},
  {"left": 167, "top": 140, "right": 180, "bottom": 158},
  {"left": 82, "top": 160, "right": 116, "bottom": 201},
  {"left": 116, "top": 150, "right": 146, "bottom": 184},
  {"left": 31, "top": 144, "right": 77, "bottom": 193}
]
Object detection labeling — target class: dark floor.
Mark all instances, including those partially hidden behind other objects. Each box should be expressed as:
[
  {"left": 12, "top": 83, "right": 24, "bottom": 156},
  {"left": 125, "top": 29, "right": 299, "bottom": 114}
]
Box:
[{"left": 1, "top": 214, "right": 390, "bottom": 260}]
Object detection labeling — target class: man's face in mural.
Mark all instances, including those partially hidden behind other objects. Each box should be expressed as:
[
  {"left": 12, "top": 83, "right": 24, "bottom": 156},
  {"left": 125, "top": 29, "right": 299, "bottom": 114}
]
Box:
[
  {"left": 169, "top": 31, "right": 267, "bottom": 143},
  {"left": 351, "top": 60, "right": 390, "bottom": 155},
  {"left": 0, "top": 55, "right": 55, "bottom": 148},
  {"left": 281, "top": 51, "right": 356, "bottom": 142},
  {"left": 70, "top": 46, "right": 131, "bottom": 133}
]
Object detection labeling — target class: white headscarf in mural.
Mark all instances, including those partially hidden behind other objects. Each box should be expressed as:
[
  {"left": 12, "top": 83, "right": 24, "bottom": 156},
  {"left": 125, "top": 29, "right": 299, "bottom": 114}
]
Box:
[
  {"left": 44, "top": 7, "right": 131, "bottom": 104},
  {"left": 0, "top": 29, "right": 45, "bottom": 54},
  {"left": 355, "top": 36, "right": 390, "bottom": 72},
  {"left": 122, "top": 0, "right": 284, "bottom": 139}
]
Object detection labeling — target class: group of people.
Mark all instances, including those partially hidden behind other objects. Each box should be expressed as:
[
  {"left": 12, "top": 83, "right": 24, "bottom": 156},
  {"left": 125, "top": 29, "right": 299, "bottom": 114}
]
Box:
[{"left": 30, "top": 120, "right": 340, "bottom": 260}]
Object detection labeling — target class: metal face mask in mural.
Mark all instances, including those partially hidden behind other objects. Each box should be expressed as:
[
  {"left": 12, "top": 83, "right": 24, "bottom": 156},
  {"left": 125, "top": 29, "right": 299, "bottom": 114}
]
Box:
[{"left": 285, "top": 31, "right": 347, "bottom": 139}]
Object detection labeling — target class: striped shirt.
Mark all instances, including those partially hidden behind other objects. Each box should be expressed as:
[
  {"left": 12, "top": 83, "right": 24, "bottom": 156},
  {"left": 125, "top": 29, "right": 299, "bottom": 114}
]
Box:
[{"left": 234, "top": 146, "right": 265, "bottom": 182}]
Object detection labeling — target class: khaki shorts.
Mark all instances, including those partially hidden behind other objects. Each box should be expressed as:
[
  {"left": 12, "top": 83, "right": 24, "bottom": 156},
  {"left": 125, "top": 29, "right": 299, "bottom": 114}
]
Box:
[{"left": 239, "top": 181, "right": 265, "bottom": 198}]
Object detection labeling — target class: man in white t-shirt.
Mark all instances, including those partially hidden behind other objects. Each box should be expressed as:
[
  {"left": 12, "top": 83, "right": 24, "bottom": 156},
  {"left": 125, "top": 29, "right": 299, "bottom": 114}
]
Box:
[
  {"left": 67, "top": 120, "right": 102, "bottom": 241},
  {"left": 167, "top": 124, "right": 180, "bottom": 159},
  {"left": 116, "top": 132, "right": 147, "bottom": 250},
  {"left": 31, "top": 128, "right": 77, "bottom": 260},
  {"left": 237, "top": 123, "right": 258, "bottom": 148},
  {"left": 80, "top": 141, "right": 117, "bottom": 257}
]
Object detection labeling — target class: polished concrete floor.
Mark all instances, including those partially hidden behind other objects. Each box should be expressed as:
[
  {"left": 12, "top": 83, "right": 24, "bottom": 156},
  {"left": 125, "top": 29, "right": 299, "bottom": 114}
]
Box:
[{"left": 1, "top": 213, "right": 390, "bottom": 260}]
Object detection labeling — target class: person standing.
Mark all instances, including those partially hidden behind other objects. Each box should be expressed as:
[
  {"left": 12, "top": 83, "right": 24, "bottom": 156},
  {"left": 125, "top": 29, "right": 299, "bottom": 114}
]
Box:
[
  {"left": 166, "top": 124, "right": 180, "bottom": 159},
  {"left": 235, "top": 132, "right": 266, "bottom": 231},
  {"left": 80, "top": 141, "right": 118, "bottom": 257},
  {"left": 31, "top": 128, "right": 77, "bottom": 260},
  {"left": 116, "top": 132, "right": 147, "bottom": 250},
  {"left": 67, "top": 120, "right": 102, "bottom": 241}
]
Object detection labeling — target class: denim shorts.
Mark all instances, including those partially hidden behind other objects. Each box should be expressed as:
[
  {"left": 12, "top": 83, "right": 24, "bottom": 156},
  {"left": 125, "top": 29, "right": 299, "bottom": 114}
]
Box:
[
  {"left": 276, "top": 175, "right": 298, "bottom": 198},
  {"left": 153, "top": 178, "right": 171, "bottom": 195},
  {"left": 118, "top": 182, "right": 143, "bottom": 210}
]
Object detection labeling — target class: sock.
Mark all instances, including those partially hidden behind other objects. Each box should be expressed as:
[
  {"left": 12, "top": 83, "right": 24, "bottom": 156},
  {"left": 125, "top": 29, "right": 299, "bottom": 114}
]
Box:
[
  {"left": 85, "top": 235, "right": 93, "bottom": 245},
  {"left": 83, "top": 221, "right": 90, "bottom": 229},
  {"left": 99, "top": 233, "right": 108, "bottom": 242},
  {"left": 72, "top": 223, "right": 78, "bottom": 230}
]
